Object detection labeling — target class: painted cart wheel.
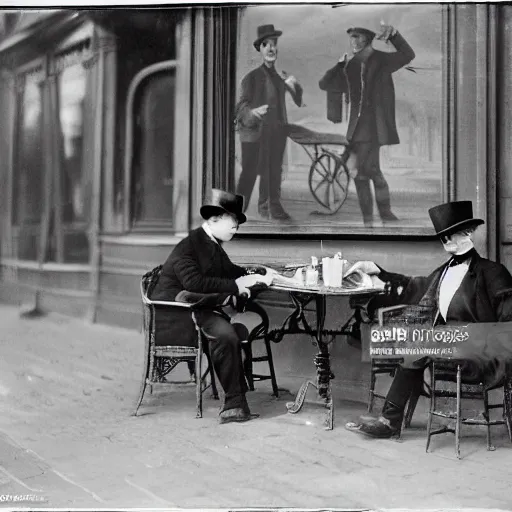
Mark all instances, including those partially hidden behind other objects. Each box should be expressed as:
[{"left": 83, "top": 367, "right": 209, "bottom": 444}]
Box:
[{"left": 308, "top": 152, "right": 350, "bottom": 214}]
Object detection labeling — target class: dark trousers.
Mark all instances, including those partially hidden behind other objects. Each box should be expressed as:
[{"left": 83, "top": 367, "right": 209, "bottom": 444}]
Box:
[
  {"left": 194, "top": 311, "right": 249, "bottom": 412},
  {"left": 237, "top": 127, "right": 287, "bottom": 210},
  {"left": 352, "top": 141, "right": 394, "bottom": 223}
]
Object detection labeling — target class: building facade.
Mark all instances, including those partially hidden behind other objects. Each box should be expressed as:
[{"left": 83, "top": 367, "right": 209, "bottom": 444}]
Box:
[{"left": 0, "top": 5, "right": 511, "bottom": 401}]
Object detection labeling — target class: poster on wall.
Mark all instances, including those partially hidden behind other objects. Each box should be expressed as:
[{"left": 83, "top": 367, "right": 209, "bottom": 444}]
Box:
[{"left": 233, "top": 3, "right": 445, "bottom": 236}]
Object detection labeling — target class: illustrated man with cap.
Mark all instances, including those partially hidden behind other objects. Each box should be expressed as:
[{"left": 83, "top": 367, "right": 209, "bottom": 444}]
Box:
[
  {"left": 235, "top": 24, "right": 303, "bottom": 221},
  {"left": 151, "top": 189, "right": 275, "bottom": 424},
  {"left": 344, "top": 200, "right": 512, "bottom": 438},
  {"left": 319, "top": 24, "right": 415, "bottom": 228}
]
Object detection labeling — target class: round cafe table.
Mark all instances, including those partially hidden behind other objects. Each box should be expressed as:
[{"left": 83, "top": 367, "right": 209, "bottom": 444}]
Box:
[{"left": 267, "top": 282, "right": 382, "bottom": 430}]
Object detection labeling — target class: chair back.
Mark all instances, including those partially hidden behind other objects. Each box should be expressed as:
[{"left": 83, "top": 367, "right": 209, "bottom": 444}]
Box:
[{"left": 140, "top": 265, "right": 163, "bottom": 343}]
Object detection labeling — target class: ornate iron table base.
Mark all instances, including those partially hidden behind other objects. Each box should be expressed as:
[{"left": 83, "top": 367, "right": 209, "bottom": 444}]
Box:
[
  {"left": 268, "top": 288, "right": 372, "bottom": 430},
  {"left": 286, "top": 379, "right": 334, "bottom": 430}
]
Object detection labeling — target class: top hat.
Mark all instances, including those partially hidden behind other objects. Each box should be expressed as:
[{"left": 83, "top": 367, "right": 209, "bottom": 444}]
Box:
[
  {"left": 428, "top": 201, "right": 484, "bottom": 237},
  {"left": 200, "top": 189, "right": 247, "bottom": 225},
  {"left": 253, "top": 24, "right": 283, "bottom": 51},
  {"left": 346, "top": 27, "right": 376, "bottom": 40}
]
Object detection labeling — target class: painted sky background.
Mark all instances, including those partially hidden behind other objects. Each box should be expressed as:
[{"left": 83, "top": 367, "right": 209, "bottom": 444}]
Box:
[{"left": 237, "top": 4, "right": 443, "bottom": 133}]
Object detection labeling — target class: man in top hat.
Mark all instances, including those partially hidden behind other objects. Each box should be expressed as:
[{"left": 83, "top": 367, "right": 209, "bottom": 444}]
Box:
[
  {"left": 319, "top": 24, "right": 415, "bottom": 228},
  {"left": 346, "top": 200, "right": 512, "bottom": 438},
  {"left": 235, "top": 24, "right": 303, "bottom": 221},
  {"left": 151, "top": 189, "right": 275, "bottom": 424}
]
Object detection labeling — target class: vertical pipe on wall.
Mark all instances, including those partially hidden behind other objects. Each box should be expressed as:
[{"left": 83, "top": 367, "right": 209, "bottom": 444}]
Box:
[
  {"left": 173, "top": 9, "right": 193, "bottom": 236},
  {"left": 190, "top": 8, "right": 205, "bottom": 229},
  {"left": 486, "top": 4, "right": 498, "bottom": 262},
  {"left": 443, "top": 5, "right": 457, "bottom": 201},
  {"left": 88, "top": 29, "right": 105, "bottom": 323}
]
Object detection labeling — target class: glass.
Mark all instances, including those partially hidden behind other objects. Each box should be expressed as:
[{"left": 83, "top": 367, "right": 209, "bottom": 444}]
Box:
[
  {"left": 12, "top": 69, "right": 44, "bottom": 260},
  {"left": 49, "top": 60, "right": 90, "bottom": 263},
  {"left": 131, "top": 70, "right": 175, "bottom": 227},
  {"left": 234, "top": 4, "right": 444, "bottom": 235}
]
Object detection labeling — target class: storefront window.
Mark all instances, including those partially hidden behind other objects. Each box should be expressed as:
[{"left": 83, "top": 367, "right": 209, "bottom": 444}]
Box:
[
  {"left": 234, "top": 4, "right": 445, "bottom": 235},
  {"left": 131, "top": 69, "right": 175, "bottom": 229},
  {"left": 44, "top": 42, "right": 92, "bottom": 263},
  {"left": 12, "top": 66, "right": 44, "bottom": 260}
]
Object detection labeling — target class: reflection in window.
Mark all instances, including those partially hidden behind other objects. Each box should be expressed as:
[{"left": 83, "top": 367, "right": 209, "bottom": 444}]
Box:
[
  {"left": 132, "top": 70, "right": 175, "bottom": 228},
  {"left": 48, "top": 54, "right": 91, "bottom": 263},
  {"left": 12, "top": 68, "right": 44, "bottom": 260}
]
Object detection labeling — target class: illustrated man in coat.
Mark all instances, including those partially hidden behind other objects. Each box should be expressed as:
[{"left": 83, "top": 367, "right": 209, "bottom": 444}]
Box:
[
  {"left": 346, "top": 200, "right": 512, "bottom": 438},
  {"left": 235, "top": 24, "right": 303, "bottom": 221},
  {"left": 151, "top": 189, "right": 275, "bottom": 424},
  {"left": 319, "top": 25, "right": 415, "bottom": 228}
]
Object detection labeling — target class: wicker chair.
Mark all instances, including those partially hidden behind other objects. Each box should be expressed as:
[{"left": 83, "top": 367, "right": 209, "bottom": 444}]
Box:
[
  {"left": 133, "top": 265, "right": 279, "bottom": 417},
  {"left": 133, "top": 265, "right": 218, "bottom": 418}
]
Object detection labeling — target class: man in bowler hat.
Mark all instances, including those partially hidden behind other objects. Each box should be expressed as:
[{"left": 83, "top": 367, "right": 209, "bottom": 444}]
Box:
[
  {"left": 151, "top": 189, "right": 275, "bottom": 424},
  {"left": 345, "top": 200, "right": 512, "bottom": 438},
  {"left": 235, "top": 24, "right": 303, "bottom": 221},
  {"left": 319, "top": 24, "right": 415, "bottom": 228}
]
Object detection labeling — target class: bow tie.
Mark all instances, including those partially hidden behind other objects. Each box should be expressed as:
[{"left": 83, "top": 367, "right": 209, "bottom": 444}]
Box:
[{"left": 448, "top": 248, "right": 476, "bottom": 267}]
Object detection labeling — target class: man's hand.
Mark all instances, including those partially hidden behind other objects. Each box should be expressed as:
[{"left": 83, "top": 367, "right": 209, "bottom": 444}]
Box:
[
  {"left": 282, "top": 71, "right": 299, "bottom": 89},
  {"left": 375, "top": 22, "right": 396, "bottom": 41},
  {"left": 351, "top": 261, "right": 381, "bottom": 276},
  {"left": 251, "top": 105, "right": 268, "bottom": 120}
]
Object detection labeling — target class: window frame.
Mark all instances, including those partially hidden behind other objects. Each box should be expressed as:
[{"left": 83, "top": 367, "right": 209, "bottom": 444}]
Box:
[{"left": 123, "top": 60, "right": 178, "bottom": 233}]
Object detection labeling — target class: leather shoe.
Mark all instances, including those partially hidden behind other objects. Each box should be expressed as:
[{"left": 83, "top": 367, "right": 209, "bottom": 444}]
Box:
[
  {"left": 219, "top": 407, "right": 259, "bottom": 424},
  {"left": 345, "top": 416, "right": 398, "bottom": 439}
]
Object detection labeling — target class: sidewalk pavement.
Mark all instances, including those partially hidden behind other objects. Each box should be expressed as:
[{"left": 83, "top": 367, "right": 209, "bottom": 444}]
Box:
[{"left": 0, "top": 304, "right": 511, "bottom": 510}]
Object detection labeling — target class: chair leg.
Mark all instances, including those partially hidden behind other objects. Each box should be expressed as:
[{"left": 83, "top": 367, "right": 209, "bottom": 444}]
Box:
[
  {"left": 426, "top": 363, "right": 435, "bottom": 453},
  {"left": 504, "top": 379, "right": 512, "bottom": 443},
  {"left": 196, "top": 340, "right": 204, "bottom": 419},
  {"left": 455, "top": 364, "right": 462, "bottom": 459},
  {"left": 133, "top": 341, "right": 151, "bottom": 417},
  {"left": 205, "top": 349, "right": 219, "bottom": 400},
  {"left": 241, "top": 342, "right": 255, "bottom": 391},
  {"left": 368, "top": 369, "right": 376, "bottom": 413},
  {"left": 264, "top": 335, "right": 279, "bottom": 398},
  {"left": 483, "top": 389, "right": 495, "bottom": 451}
]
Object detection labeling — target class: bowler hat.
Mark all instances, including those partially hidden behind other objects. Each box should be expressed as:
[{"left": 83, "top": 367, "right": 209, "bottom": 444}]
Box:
[
  {"left": 200, "top": 189, "right": 247, "bottom": 225},
  {"left": 253, "top": 24, "right": 283, "bottom": 51},
  {"left": 428, "top": 201, "right": 484, "bottom": 237},
  {"left": 347, "top": 27, "right": 376, "bottom": 40}
]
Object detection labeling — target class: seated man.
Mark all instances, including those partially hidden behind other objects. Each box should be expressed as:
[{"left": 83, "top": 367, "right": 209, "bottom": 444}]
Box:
[
  {"left": 347, "top": 200, "right": 512, "bottom": 438},
  {"left": 151, "top": 189, "right": 274, "bottom": 424}
]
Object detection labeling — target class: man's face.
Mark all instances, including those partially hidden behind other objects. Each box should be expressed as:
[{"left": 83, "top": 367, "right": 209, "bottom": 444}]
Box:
[
  {"left": 349, "top": 33, "right": 370, "bottom": 54},
  {"left": 260, "top": 38, "right": 278, "bottom": 64},
  {"left": 208, "top": 213, "right": 239, "bottom": 242},
  {"left": 439, "top": 229, "right": 473, "bottom": 254}
]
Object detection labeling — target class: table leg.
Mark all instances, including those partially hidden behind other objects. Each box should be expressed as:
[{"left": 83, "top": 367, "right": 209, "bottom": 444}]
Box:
[{"left": 286, "top": 295, "right": 335, "bottom": 430}]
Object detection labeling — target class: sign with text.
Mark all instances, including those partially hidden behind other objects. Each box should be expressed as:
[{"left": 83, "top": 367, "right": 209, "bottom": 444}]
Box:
[{"left": 361, "top": 322, "right": 512, "bottom": 362}]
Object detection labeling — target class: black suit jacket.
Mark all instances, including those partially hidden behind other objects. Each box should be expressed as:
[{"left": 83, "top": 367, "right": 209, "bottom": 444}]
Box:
[
  {"left": 377, "top": 251, "right": 512, "bottom": 323},
  {"left": 235, "top": 64, "right": 303, "bottom": 143},
  {"left": 151, "top": 227, "right": 247, "bottom": 346},
  {"left": 319, "top": 31, "right": 415, "bottom": 146}
]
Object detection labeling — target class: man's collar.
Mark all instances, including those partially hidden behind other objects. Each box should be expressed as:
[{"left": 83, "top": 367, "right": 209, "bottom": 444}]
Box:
[
  {"left": 448, "top": 247, "right": 478, "bottom": 267},
  {"left": 202, "top": 222, "right": 219, "bottom": 245}
]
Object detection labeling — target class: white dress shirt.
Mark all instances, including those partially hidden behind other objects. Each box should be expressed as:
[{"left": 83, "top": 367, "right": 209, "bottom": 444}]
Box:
[{"left": 438, "top": 262, "right": 470, "bottom": 321}]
